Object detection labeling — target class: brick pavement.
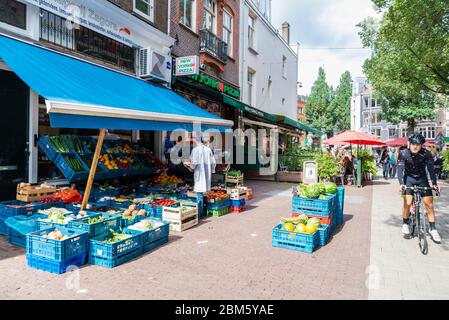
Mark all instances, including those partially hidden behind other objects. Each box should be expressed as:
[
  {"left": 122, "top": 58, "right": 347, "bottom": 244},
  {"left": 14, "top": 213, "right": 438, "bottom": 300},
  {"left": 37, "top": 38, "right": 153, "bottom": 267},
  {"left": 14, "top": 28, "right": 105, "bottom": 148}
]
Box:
[
  {"left": 0, "top": 181, "right": 372, "bottom": 300},
  {"left": 368, "top": 178, "right": 449, "bottom": 299}
]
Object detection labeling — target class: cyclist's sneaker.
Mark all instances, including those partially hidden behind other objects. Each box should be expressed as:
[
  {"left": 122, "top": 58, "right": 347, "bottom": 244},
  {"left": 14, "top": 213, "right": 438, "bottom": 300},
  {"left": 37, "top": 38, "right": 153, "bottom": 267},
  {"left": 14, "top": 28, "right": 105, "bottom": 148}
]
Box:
[
  {"left": 402, "top": 223, "right": 410, "bottom": 235},
  {"left": 429, "top": 229, "right": 442, "bottom": 243}
]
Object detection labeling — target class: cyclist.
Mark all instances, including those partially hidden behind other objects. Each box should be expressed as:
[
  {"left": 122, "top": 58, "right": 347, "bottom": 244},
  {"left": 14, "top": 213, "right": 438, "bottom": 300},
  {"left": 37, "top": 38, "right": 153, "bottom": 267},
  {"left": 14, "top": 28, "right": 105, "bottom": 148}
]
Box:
[{"left": 398, "top": 133, "right": 442, "bottom": 243}]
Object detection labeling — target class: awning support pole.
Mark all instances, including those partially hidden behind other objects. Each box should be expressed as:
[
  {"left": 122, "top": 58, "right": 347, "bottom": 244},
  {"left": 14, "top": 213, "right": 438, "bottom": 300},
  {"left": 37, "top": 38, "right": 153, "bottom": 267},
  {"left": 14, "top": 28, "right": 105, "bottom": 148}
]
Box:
[{"left": 81, "top": 128, "right": 107, "bottom": 210}]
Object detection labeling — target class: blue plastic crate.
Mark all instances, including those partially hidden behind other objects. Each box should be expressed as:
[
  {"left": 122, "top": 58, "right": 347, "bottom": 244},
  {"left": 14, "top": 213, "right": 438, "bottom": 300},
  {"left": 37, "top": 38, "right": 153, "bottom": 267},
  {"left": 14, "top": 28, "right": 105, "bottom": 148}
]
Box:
[
  {"left": 26, "top": 226, "right": 89, "bottom": 261},
  {"left": 230, "top": 199, "right": 246, "bottom": 207},
  {"left": 292, "top": 194, "right": 336, "bottom": 217},
  {"left": 88, "top": 229, "right": 143, "bottom": 268},
  {"left": 125, "top": 220, "right": 169, "bottom": 253},
  {"left": 68, "top": 213, "right": 122, "bottom": 238},
  {"left": 36, "top": 211, "right": 101, "bottom": 230},
  {"left": 27, "top": 252, "right": 87, "bottom": 274},
  {"left": 272, "top": 223, "right": 318, "bottom": 254},
  {"left": 55, "top": 153, "right": 89, "bottom": 183},
  {"left": 38, "top": 135, "right": 59, "bottom": 161},
  {"left": 0, "top": 200, "right": 44, "bottom": 219},
  {"left": 317, "top": 224, "right": 331, "bottom": 246},
  {"left": 0, "top": 219, "right": 8, "bottom": 236},
  {"left": 120, "top": 215, "right": 144, "bottom": 228},
  {"left": 5, "top": 214, "right": 43, "bottom": 248},
  {"left": 206, "top": 201, "right": 231, "bottom": 210}
]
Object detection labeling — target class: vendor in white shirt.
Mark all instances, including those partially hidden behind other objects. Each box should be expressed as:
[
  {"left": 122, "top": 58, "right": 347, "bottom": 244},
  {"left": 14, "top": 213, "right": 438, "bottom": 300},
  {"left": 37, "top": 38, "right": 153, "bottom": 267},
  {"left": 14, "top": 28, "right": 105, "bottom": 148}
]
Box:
[{"left": 184, "top": 135, "right": 216, "bottom": 219}]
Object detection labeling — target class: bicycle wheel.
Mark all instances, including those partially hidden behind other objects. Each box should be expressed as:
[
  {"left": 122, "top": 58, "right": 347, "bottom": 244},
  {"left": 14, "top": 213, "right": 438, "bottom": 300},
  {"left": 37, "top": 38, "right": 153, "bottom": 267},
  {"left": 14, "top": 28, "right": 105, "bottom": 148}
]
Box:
[
  {"left": 409, "top": 211, "right": 416, "bottom": 238},
  {"left": 416, "top": 202, "right": 428, "bottom": 255}
]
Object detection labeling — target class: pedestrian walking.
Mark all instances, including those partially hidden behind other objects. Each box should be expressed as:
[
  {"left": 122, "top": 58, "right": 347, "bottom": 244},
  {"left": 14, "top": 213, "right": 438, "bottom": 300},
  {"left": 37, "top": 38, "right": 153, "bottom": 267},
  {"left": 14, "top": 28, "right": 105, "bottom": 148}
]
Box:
[
  {"left": 380, "top": 148, "right": 390, "bottom": 179},
  {"left": 184, "top": 136, "right": 216, "bottom": 220},
  {"left": 389, "top": 148, "right": 397, "bottom": 178}
]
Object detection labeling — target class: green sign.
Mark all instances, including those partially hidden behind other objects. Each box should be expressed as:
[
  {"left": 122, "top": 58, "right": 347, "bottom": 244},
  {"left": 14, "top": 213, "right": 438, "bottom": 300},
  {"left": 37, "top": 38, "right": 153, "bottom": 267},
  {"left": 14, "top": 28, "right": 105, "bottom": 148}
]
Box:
[{"left": 189, "top": 73, "right": 240, "bottom": 99}]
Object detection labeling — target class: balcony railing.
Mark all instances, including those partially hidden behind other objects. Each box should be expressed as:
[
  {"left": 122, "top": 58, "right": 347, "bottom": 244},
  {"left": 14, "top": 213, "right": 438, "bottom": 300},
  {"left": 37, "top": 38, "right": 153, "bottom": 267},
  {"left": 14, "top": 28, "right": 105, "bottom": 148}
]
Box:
[{"left": 200, "top": 29, "right": 228, "bottom": 63}]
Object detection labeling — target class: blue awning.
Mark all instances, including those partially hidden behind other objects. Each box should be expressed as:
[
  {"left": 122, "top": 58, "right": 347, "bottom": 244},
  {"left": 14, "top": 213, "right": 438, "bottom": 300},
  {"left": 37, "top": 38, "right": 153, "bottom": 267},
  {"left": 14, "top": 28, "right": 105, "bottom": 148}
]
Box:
[{"left": 0, "top": 34, "right": 233, "bottom": 131}]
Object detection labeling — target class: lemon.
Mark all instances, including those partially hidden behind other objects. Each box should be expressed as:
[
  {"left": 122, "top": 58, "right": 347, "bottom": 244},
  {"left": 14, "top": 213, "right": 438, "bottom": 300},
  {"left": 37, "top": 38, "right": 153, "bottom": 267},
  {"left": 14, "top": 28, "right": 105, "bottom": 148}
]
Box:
[{"left": 283, "top": 222, "right": 294, "bottom": 231}]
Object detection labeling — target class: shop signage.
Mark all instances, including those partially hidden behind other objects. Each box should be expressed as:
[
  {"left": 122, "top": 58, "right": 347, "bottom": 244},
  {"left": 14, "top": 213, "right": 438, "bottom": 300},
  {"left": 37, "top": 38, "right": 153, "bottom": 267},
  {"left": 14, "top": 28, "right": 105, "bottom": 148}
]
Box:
[
  {"left": 175, "top": 56, "right": 199, "bottom": 76},
  {"left": 24, "top": 0, "right": 139, "bottom": 47},
  {"left": 189, "top": 73, "right": 240, "bottom": 99}
]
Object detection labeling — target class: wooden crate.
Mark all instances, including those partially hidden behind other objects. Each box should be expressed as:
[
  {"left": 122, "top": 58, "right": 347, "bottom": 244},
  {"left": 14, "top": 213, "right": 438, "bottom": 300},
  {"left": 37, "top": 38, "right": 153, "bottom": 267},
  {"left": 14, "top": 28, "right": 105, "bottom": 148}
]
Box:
[
  {"left": 225, "top": 174, "right": 244, "bottom": 186},
  {"left": 226, "top": 187, "right": 247, "bottom": 200},
  {"left": 16, "top": 183, "right": 56, "bottom": 202},
  {"left": 162, "top": 201, "right": 198, "bottom": 232},
  {"left": 165, "top": 216, "right": 198, "bottom": 232}
]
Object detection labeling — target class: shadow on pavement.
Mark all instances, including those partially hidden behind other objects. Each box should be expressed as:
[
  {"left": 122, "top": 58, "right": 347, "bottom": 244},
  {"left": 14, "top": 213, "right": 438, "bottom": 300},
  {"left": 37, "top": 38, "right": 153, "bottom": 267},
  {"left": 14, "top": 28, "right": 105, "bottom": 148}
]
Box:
[
  {"left": 331, "top": 214, "right": 354, "bottom": 238},
  {"left": 0, "top": 237, "right": 26, "bottom": 261}
]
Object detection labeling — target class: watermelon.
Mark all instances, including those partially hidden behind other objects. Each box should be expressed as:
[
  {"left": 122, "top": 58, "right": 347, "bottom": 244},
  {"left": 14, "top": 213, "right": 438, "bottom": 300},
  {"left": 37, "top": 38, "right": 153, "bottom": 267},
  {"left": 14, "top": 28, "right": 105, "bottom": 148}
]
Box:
[
  {"left": 308, "top": 217, "right": 321, "bottom": 228},
  {"left": 318, "top": 183, "right": 326, "bottom": 194},
  {"left": 323, "top": 182, "right": 337, "bottom": 194},
  {"left": 318, "top": 194, "right": 328, "bottom": 200}
]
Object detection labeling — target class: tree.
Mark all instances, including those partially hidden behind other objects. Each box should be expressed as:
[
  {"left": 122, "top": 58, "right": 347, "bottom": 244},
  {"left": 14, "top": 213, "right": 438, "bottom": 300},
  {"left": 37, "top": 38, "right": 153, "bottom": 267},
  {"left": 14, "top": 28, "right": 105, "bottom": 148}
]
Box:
[
  {"left": 358, "top": 0, "right": 449, "bottom": 131},
  {"left": 328, "top": 71, "right": 352, "bottom": 132},
  {"left": 359, "top": 0, "right": 449, "bottom": 96},
  {"left": 305, "top": 67, "right": 332, "bottom": 135}
]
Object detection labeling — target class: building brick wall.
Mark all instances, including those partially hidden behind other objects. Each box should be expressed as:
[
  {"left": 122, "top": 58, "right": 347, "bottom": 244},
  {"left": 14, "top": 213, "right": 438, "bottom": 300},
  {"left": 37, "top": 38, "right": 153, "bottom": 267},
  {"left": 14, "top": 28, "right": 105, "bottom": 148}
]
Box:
[
  {"left": 108, "top": 0, "right": 168, "bottom": 34},
  {"left": 170, "top": 0, "right": 240, "bottom": 87}
]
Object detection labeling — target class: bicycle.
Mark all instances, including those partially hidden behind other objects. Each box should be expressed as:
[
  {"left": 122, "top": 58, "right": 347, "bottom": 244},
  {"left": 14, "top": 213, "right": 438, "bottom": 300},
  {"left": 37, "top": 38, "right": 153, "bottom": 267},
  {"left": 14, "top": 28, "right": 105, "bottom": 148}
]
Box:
[{"left": 402, "top": 186, "right": 439, "bottom": 255}]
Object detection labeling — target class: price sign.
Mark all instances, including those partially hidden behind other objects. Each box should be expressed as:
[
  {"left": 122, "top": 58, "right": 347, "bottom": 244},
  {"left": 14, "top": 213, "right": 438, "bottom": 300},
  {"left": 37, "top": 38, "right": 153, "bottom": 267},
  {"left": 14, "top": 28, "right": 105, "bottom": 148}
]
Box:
[{"left": 303, "top": 160, "right": 318, "bottom": 184}]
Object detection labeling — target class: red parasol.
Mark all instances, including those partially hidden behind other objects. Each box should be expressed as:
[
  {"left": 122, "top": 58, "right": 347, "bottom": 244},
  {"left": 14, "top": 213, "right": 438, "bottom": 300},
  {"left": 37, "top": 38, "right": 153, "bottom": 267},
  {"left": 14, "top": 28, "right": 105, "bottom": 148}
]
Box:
[
  {"left": 385, "top": 137, "right": 408, "bottom": 147},
  {"left": 323, "top": 130, "right": 386, "bottom": 146}
]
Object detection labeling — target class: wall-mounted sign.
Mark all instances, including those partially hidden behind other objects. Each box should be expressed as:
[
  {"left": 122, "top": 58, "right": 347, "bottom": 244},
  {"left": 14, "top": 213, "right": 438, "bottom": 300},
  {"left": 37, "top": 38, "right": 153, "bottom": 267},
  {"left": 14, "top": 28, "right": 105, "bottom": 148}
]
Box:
[
  {"left": 175, "top": 56, "right": 199, "bottom": 76},
  {"left": 303, "top": 160, "right": 318, "bottom": 184},
  {"left": 188, "top": 73, "right": 240, "bottom": 99}
]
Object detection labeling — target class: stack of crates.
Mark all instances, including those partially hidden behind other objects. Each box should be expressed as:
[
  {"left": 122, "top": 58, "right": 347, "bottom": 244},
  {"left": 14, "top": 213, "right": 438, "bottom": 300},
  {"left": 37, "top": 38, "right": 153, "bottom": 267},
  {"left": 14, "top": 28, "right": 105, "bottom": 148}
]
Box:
[
  {"left": 205, "top": 195, "right": 230, "bottom": 217},
  {"left": 0, "top": 201, "right": 45, "bottom": 236},
  {"left": 335, "top": 187, "right": 345, "bottom": 226},
  {"left": 230, "top": 198, "right": 246, "bottom": 213}
]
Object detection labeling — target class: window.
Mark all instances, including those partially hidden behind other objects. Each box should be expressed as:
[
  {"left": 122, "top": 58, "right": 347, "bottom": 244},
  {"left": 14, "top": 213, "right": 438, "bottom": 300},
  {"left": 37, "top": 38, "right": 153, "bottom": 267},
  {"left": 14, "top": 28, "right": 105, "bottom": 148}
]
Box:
[
  {"left": 363, "top": 96, "right": 369, "bottom": 109},
  {"left": 375, "top": 129, "right": 381, "bottom": 137},
  {"left": 247, "top": 69, "right": 255, "bottom": 106},
  {"left": 180, "top": 0, "right": 195, "bottom": 29},
  {"left": 401, "top": 128, "right": 407, "bottom": 137},
  {"left": 248, "top": 15, "right": 255, "bottom": 49},
  {"left": 419, "top": 127, "right": 436, "bottom": 139},
  {"left": 0, "top": 0, "right": 26, "bottom": 30},
  {"left": 389, "top": 128, "right": 397, "bottom": 138},
  {"left": 134, "top": 0, "right": 154, "bottom": 21},
  {"left": 223, "top": 9, "right": 233, "bottom": 57},
  {"left": 282, "top": 56, "right": 287, "bottom": 79},
  {"left": 204, "top": 0, "right": 216, "bottom": 34},
  {"left": 371, "top": 99, "right": 376, "bottom": 108}
]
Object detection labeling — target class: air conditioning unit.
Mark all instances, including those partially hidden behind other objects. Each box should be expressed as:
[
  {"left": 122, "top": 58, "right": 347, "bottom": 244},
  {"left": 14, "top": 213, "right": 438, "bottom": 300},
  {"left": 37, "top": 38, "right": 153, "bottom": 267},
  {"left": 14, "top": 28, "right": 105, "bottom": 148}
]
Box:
[{"left": 138, "top": 47, "right": 171, "bottom": 83}]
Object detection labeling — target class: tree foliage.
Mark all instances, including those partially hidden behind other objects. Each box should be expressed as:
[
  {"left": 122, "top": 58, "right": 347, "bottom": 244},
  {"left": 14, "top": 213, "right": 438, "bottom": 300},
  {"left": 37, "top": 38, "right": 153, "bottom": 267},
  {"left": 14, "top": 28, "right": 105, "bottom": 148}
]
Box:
[
  {"left": 358, "top": 0, "right": 449, "bottom": 131},
  {"left": 328, "top": 71, "right": 353, "bottom": 132},
  {"left": 305, "top": 67, "right": 332, "bottom": 135}
]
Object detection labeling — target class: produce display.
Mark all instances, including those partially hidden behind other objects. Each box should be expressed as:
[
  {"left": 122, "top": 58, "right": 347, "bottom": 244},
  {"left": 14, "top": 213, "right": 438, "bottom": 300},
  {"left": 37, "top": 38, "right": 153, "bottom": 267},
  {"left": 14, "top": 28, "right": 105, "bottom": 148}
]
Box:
[
  {"left": 40, "top": 212, "right": 75, "bottom": 225},
  {"left": 152, "top": 199, "right": 176, "bottom": 207},
  {"left": 41, "top": 229, "right": 70, "bottom": 241},
  {"left": 105, "top": 144, "right": 138, "bottom": 154},
  {"left": 46, "top": 136, "right": 70, "bottom": 153},
  {"left": 87, "top": 216, "right": 105, "bottom": 224},
  {"left": 205, "top": 191, "right": 229, "bottom": 200},
  {"left": 37, "top": 207, "right": 71, "bottom": 216},
  {"left": 61, "top": 154, "right": 85, "bottom": 172},
  {"left": 99, "top": 154, "right": 119, "bottom": 170},
  {"left": 122, "top": 204, "right": 147, "bottom": 218},
  {"left": 103, "top": 229, "right": 131, "bottom": 243},
  {"left": 154, "top": 172, "right": 182, "bottom": 186},
  {"left": 297, "top": 182, "right": 337, "bottom": 199},
  {"left": 126, "top": 219, "right": 154, "bottom": 232},
  {"left": 39, "top": 196, "right": 62, "bottom": 204},
  {"left": 81, "top": 155, "right": 106, "bottom": 173},
  {"left": 114, "top": 154, "right": 135, "bottom": 170},
  {"left": 64, "top": 135, "right": 86, "bottom": 155},
  {"left": 227, "top": 169, "right": 243, "bottom": 178},
  {"left": 279, "top": 215, "right": 320, "bottom": 234},
  {"left": 53, "top": 189, "right": 83, "bottom": 204}
]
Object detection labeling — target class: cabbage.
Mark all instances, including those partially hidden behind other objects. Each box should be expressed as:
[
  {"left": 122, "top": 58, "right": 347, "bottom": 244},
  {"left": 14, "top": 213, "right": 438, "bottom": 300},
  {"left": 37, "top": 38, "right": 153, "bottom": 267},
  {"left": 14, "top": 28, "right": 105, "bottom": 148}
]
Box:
[
  {"left": 318, "top": 183, "right": 326, "bottom": 194},
  {"left": 323, "top": 182, "right": 337, "bottom": 194},
  {"left": 307, "top": 183, "right": 322, "bottom": 198}
]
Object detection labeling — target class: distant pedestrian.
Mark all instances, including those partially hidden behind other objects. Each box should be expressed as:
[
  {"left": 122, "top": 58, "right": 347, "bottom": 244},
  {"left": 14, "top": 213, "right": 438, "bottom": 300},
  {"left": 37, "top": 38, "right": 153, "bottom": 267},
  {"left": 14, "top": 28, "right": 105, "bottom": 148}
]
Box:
[
  {"left": 380, "top": 148, "right": 390, "bottom": 179},
  {"left": 389, "top": 148, "right": 397, "bottom": 178}
]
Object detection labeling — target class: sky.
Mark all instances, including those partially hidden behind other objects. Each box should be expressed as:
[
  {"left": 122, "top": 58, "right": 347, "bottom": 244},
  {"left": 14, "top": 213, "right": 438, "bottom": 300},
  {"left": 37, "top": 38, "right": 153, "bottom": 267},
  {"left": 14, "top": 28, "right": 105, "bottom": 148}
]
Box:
[{"left": 271, "top": 0, "right": 379, "bottom": 95}]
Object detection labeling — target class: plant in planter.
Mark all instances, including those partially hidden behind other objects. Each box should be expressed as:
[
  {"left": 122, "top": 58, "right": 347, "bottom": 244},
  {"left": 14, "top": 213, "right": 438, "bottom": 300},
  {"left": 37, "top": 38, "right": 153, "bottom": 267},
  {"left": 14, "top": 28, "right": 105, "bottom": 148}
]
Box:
[
  {"left": 315, "top": 154, "right": 339, "bottom": 181},
  {"left": 282, "top": 145, "right": 320, "bottom": 172},
  {"left": 442, "top": 151, "right": 449, "bottom": 173}
]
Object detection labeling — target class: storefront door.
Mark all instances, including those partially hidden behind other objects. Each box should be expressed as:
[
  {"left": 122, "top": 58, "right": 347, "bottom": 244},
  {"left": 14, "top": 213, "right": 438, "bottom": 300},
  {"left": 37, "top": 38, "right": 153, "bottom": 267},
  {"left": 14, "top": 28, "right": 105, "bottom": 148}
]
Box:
[{"left": 0, "top": 70, "right": 29, "bottom": 200}]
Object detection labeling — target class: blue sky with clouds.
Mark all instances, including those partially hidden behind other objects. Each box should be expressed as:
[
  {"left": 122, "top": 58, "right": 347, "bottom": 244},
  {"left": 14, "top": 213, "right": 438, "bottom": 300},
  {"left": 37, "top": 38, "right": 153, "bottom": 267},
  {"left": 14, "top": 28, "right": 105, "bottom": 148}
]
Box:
[{"left": 271, "top": 0, "right": 379, "bottom": 95}]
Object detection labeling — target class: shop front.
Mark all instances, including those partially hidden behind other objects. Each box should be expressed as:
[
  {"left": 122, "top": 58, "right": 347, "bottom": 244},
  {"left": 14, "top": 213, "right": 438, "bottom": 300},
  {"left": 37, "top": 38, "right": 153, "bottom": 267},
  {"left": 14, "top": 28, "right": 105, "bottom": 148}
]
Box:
[{"left": 0, "top": 34, "right": 233, "bottom": 200}]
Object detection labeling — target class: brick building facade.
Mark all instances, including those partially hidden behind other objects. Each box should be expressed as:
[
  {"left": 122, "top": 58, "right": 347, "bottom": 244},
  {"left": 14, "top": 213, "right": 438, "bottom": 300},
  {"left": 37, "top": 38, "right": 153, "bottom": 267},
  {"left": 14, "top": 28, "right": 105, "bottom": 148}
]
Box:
[
  {"left": 108, "top": 0, "right": 169, "bottom": 34},
  {"left": 169, "top": 0, "right": 240, "bottom": 86}
]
